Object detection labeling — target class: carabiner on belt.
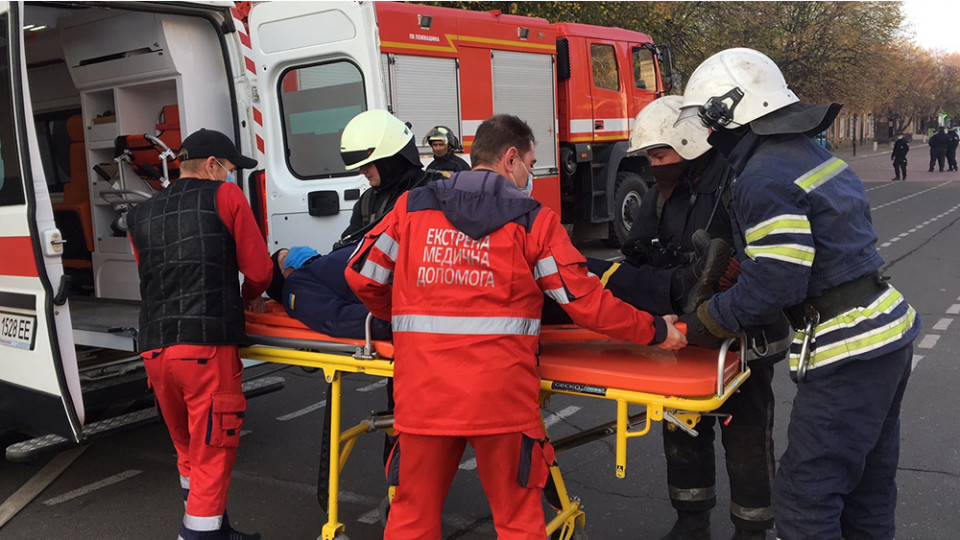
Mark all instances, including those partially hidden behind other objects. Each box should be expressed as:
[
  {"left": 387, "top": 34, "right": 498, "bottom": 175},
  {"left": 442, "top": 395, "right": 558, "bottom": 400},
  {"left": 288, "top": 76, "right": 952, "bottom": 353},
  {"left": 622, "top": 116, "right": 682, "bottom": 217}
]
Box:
[{"left": 796, "top": 304, "right": 820, "bottom": 382}]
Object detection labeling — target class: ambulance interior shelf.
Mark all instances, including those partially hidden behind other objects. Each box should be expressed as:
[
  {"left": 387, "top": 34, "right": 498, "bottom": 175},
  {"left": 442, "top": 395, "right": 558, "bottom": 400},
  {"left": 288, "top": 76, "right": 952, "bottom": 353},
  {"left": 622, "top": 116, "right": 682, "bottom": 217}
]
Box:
[{"left": 240, "top": 304, "right": 749, "bottom": 539}]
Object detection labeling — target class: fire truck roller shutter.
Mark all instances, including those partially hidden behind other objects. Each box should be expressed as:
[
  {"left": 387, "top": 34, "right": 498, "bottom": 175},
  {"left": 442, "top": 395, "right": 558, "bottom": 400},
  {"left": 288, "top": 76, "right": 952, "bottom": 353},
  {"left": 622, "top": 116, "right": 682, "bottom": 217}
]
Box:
[
  {"left": 382, "top": 54, "right": 460, "bottom": 156},
  {"left": 491, "top": 50, "right": 557, "bottom": 173}
]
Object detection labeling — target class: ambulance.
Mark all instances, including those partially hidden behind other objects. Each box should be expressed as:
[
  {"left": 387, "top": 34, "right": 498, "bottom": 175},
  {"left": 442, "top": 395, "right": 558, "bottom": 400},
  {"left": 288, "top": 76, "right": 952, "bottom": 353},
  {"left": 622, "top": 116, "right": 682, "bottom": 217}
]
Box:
[{"left": 0, "top": 0, "right": 671, "bottom": 460}]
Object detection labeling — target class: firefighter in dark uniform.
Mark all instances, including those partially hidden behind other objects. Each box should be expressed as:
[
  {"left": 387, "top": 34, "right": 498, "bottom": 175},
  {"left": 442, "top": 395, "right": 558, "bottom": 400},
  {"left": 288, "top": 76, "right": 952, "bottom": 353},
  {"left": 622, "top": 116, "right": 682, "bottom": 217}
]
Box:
[
  {"left": 622, "top": 96, "right": 788, "bottom": 540},
  {"left": 335, "top": 111, "right": 445, "bottom": 251},
  {"left": 678, "top": 48, "right": 919, "bottom": 540},
  {"left": 127, "top": 129, "right": 270, "bottom": 540},
  {"left": 946, "top": 127, "right": 959, "bottom": 171},
  {"left": 928, "top": 126, "right": 949, "bottom": 172},
  {"left": 424, "top": 125, "right": 470, "bottom": 173},
  {"left": 891, "top": 133, "right": 909, "bottom": 181}
]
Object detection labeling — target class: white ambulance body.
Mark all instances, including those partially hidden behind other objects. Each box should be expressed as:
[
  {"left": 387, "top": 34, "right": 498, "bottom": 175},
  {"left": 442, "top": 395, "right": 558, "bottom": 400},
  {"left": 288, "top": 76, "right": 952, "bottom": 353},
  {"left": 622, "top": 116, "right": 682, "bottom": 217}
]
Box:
[{"left": 0, "top": 0, "right": 386, "bottom": 455}]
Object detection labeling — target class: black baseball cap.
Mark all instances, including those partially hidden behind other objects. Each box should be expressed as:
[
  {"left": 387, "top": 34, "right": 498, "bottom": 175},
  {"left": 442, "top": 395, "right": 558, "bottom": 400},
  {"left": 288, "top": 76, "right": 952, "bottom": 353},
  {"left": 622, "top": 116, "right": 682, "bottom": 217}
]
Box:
[{"left": 178, "top": 128, "right": 257, "bottom": 169}]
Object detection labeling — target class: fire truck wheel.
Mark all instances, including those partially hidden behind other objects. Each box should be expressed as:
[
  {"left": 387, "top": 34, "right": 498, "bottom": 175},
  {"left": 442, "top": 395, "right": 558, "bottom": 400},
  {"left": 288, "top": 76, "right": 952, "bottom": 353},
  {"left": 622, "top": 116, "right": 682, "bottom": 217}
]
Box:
[{"left": 609, "top": 171, "right": 648, "bottom": 246}]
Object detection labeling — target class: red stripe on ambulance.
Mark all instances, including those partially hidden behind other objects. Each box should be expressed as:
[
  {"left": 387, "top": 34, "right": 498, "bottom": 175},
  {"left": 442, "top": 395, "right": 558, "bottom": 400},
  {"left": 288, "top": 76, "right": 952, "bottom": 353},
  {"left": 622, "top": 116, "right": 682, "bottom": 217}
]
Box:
[{"left": 0, "top": 237, "right": 39, "bottom": 277}]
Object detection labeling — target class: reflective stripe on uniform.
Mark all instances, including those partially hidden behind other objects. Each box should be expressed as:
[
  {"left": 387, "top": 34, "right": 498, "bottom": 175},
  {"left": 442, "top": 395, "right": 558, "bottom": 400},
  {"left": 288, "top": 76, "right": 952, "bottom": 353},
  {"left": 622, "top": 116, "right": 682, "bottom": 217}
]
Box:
[
  {"left": 808, "top": 287, "right": 905, "bottom": 339},
  {"left": 393, "top": 314, "right": 541, "bottom": 336},
  {"left": 544, "top": 288, "right": 570, "bottom": 305},
  {"left": 744, "top": 214, "right": 811, "bottom": 244},
  {"left": 359, "top": 259, "right": 392, "bottom": 285},
  {"left": 182, "top": 513, "right": 223, "bottom": 531},
  {"left": 789, "top": 305, "right": 917, "bottom": 371},
  {"left": 731, "top": 502, "right": 774, "bottom": 522},
  {"left": 534, "top": 256, "right": 559, "bottom": 279},
  {"left": 744, "top": 244, "right": 815, "bottom": 266},
  {"left": 668, "top": 484, "right": 715, "bottom": 502},
  {"left": 375, "top": 232, "right": 399, "bottom": 261},
  {"left": 794, "top": 157, "right": 848, "bottom": 192}
]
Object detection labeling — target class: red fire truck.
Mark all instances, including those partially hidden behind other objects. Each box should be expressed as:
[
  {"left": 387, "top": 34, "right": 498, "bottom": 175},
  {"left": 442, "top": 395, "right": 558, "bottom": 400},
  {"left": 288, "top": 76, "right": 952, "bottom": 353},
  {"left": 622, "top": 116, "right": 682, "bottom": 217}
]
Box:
[{"left": 373, "top": 2, "right": 674, "bottom": 244}]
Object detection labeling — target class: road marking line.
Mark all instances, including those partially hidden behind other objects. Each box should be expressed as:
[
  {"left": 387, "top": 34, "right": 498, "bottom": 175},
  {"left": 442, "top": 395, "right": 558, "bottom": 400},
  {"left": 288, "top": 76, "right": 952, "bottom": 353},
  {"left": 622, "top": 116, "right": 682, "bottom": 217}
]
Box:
[
  {"left": 933, "top": 318, "right": 953, "bottom": 331},
  {"left": 947, "top": 304, "right": 960, "bottom": 315},
  {"left": 870, "top": 181, "right": 950, "bottom": 211},
  {"left": 458, "top": 406, "right": 581, "bottom": 471},
  {"left": 43, "top": 470, "right": 142, "bottom": 506},
  {"left": 358, "top": 508, "right": 381, "bottom": 524},
  {"left": 876, "top": 201, "right": 960, "bottom": 251},
  {"left": 357, "top": 379, "right": 388, "bottom": 393},
  {"left": 277, "top": 401, "right": 326, "bottom": 421},
  {"left": 912, "top": 355, "right": 924, "bottom": 370},
  {"left": 917, "top": 334, "right": 940, "bottom": 349}
]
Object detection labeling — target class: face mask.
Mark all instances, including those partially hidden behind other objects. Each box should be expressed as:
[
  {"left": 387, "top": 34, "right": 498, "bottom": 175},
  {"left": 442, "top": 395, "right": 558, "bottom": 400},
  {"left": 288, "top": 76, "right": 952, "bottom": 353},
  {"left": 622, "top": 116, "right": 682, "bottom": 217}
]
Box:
[
  {"left": 216, "top": 159, "right": 236, "bottom": 184},
  {"left": 516, "top": 160, "right": 534, "bottom": 196},
  {"left": 650, "top": 162, "right": 687, "bottom": 193}
]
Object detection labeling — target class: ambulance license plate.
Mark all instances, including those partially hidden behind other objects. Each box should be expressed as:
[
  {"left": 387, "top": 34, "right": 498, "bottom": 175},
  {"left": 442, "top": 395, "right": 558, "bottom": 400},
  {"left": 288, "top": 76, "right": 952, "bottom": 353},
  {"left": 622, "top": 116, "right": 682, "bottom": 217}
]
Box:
[{"left": 0, "top": 311, "right": 35, "bottom": 350}]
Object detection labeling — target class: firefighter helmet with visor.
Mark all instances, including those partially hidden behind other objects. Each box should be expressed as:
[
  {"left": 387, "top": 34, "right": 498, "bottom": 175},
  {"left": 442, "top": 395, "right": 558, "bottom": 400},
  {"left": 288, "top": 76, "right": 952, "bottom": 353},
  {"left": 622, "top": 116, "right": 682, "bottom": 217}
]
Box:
[
  {"left": 629, "top": 96, "right": 711, "bottom": 161},
  {"left": 676, "top": 48, "right": 799, "bottom": 131},
  {"left": 422, "top": 125, "right": 462, "bottom": 153},
  {"left": 340, "top": 110, "right": 415, "bottom": 170}
]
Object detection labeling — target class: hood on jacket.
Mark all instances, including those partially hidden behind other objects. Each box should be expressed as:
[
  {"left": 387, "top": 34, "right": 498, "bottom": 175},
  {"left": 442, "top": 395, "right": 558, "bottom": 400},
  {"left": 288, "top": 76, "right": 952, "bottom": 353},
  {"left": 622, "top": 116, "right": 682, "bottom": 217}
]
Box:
[{"left": 423, "top": 169, "right": 541, "bottom": 239}]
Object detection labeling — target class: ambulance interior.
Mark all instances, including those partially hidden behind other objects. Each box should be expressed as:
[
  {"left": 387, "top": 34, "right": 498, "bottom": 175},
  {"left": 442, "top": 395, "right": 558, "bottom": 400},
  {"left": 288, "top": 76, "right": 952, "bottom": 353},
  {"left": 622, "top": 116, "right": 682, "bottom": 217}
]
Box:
[{"left": 22, "top": 4, "right": 236, "bottom": 408}]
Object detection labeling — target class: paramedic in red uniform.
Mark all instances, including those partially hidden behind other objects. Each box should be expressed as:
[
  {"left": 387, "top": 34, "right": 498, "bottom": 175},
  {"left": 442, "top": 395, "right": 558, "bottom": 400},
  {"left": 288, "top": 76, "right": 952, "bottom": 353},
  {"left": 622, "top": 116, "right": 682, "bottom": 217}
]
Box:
[
  {"left": 346, "top": 114, "right": 687, "bottom": 539},
  {"left": 127, "top": 129, "right": 270, "bottom": 540}
]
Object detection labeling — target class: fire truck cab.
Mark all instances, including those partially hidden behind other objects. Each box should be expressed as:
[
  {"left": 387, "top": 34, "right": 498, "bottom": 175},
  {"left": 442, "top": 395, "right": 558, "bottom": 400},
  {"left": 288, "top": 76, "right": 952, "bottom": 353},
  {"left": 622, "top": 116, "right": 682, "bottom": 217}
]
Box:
[{"left": 555, "top": 23, "right": 672, "bottom": 243}]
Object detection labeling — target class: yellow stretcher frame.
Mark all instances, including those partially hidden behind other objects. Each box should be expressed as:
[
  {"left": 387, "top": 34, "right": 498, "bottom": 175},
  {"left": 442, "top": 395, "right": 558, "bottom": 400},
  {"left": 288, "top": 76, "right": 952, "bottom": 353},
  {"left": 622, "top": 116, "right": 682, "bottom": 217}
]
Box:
[{"left": 240, "top": 338, "right": 748, "bottom": 540}]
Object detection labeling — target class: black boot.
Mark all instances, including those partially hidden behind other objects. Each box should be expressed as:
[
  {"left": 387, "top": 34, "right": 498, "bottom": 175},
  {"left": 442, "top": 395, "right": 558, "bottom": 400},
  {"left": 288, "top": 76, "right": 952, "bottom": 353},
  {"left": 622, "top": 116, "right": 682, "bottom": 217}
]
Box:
[
  {"left": 731, "top": 526, "right": 767, "bottom": 540},
  {"left": 674, "top": 230, "right": 732, "bottom": 314},
  {"left": 221, "top": 513, "right": 261, "bottom": 540},
  {"left": 661, "top": 510, "right": 711, "bottom": 540}
]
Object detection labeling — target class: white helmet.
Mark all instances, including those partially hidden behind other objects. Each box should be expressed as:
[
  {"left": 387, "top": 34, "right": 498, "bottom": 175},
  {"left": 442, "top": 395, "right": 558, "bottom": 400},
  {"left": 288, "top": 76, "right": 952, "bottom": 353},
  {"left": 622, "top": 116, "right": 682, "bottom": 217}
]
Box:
[
  {"left": 629, "top": 96, "right": 711, "bottom": 160},
  {"left": 677, "top": 48, "right": 798, "bottom": 130},
  {"left": 340, "top": 110, "right": 415, "bottom": 170}
]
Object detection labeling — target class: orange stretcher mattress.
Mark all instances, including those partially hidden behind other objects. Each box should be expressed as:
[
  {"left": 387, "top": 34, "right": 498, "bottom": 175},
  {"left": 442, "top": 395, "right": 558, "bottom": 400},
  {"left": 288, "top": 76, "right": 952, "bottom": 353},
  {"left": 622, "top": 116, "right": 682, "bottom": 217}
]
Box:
[
  {"left": 245, "top": 302, "right": 395, "bottom": 358},
  {"left": 538, "top": 326, "right": 740, "bottom": 397},
  {"left": 245, "top": 307, "right": 739, "bottom": 398}
]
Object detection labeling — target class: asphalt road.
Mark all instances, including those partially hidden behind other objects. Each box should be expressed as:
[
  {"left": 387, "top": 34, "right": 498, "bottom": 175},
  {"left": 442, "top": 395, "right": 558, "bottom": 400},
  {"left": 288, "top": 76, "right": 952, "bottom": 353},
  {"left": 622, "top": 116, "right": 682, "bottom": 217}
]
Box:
[{"left": 3, "top": 145, "right": 960, "bottom": 540}]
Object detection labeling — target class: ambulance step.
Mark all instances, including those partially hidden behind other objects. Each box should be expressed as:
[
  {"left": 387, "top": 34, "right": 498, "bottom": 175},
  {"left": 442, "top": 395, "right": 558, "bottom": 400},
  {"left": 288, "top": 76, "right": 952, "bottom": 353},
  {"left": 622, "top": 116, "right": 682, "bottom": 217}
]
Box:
[{"left": 5, "top": 375, "right": 285, "bottom": 463}]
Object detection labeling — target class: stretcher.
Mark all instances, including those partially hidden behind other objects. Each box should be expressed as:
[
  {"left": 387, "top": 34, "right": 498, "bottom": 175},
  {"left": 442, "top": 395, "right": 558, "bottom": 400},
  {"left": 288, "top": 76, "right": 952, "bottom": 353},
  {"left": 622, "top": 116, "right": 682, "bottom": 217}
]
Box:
[{"left": 241, "top": 304, "right": 749, "bottom": 540}]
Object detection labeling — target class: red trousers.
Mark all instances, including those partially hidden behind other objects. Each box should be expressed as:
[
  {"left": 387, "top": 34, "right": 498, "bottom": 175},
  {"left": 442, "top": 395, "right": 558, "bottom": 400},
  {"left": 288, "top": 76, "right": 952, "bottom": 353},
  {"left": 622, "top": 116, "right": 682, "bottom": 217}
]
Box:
[
  {"left": 384, "top": 428, "right": 552, "bottom": 540},
  {"left": 142, "top": 344, "right": 246, "bottom": 520}
]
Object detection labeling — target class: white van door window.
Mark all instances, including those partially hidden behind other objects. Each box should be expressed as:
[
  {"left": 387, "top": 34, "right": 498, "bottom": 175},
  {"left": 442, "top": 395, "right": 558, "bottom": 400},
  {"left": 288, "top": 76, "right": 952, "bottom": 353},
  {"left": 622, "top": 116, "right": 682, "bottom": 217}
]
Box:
[{"left": 280, "top": 61, "right": 366, "bottom": 179}]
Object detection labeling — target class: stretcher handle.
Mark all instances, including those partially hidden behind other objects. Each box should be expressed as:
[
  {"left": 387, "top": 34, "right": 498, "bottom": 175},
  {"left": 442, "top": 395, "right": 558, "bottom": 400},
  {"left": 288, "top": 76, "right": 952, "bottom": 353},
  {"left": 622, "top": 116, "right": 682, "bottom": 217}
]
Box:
[
  {"left": 358, "top": 313, "right": 374, "bottom": 359},
  {"left": 716, "top": 336, "right": 746, "bottom": 397}
]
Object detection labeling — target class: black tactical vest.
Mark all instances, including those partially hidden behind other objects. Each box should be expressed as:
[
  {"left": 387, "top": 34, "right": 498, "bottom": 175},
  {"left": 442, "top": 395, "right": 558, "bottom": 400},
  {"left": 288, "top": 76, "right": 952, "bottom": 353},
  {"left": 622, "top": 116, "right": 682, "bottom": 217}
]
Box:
[
  {"left": 128, "top": 177, "right": 244, "bottom": 350},
  {"left": 623, "top": 151, "right": 734, "bottom": 268}
]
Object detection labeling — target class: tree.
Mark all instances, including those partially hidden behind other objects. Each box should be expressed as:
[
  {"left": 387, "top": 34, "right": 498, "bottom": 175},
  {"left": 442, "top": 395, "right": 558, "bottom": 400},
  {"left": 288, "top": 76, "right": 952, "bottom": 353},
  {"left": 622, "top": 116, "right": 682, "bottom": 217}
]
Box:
[{"left": 876, "top": 44, "right": 938, "bottom": 134}]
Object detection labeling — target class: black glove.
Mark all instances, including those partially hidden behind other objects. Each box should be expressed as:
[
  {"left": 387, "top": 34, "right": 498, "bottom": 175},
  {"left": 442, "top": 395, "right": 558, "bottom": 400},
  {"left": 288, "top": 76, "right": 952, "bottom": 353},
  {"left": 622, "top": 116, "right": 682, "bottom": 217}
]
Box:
[
  {"left": 679, "top": 301, "right": 738, "bottom": 349},
  {"left": 679, "top": 311, "right": 726, "bottom": 349}
]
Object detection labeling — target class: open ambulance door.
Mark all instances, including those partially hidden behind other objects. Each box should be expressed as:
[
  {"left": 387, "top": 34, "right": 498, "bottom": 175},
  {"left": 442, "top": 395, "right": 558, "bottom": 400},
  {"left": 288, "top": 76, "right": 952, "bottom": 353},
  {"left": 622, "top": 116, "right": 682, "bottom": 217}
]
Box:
[
  {"left": 249, "top": 2, "right": 387, "bottom": 252},
  {"left": 0, "top": 1, "right": 83, "bottom": 441}
]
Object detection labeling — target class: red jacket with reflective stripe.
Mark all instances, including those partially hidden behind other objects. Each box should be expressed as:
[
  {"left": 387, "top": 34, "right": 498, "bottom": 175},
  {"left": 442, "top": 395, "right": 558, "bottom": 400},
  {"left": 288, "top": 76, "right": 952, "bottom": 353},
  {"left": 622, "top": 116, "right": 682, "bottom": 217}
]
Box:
[{"left": 346, "top": 171, "right": 666, "bottom": 435}]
